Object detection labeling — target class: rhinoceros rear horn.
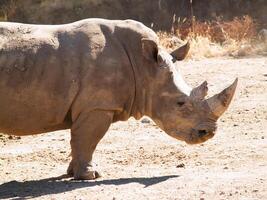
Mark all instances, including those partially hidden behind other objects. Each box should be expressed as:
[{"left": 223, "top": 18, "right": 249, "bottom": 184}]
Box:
[
  {"left": 190, "top": 81, "right": 208, "bottom": 100},
  {"left": 207, "top": 78, "right": 238, "bottom": 118},
  {"left": 171, "top": 41, "right": 190, "bottom": 61}
]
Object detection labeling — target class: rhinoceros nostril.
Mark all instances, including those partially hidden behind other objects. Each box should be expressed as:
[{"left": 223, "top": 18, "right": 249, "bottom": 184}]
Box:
[{"left": 198, "top": 130, "right": 207, "bottom": 137}]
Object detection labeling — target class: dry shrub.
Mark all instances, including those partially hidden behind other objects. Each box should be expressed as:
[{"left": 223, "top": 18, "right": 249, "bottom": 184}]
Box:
[
  {"left": 173, "top": 15, "right": 257, "bottom": 42},
  {"left": 159, "top": 15, "right": 266, "bottom": 59},
  {"left": 221, "top": 15, "right": 258, "bottom": 41}
]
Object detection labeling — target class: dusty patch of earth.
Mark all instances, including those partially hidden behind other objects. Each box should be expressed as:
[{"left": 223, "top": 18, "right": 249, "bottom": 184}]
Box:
[{"left": 0, "top": 57, "right": 266, "bottom": 200}]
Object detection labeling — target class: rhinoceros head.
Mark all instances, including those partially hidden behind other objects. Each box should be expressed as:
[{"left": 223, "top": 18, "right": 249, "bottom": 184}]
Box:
[{"left": 141, "top": 39, "right": 238, "bottom": 144}]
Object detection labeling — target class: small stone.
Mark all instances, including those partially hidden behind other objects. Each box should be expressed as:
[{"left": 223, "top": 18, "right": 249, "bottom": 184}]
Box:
[
  {"left": 8, "top": 135, "right": 13, "bottom": 139},
  {"left": 258, "top": 29, "right": 267, "bottom": 42},
  {"left": 141, "top": 118, "right": 151, "bottom": 123},
  {"left": 261, "top": 136, "right": 264, "bottom": 139},
  {"left": 176, "top": 163, "right": 185, "bottom": 168}
]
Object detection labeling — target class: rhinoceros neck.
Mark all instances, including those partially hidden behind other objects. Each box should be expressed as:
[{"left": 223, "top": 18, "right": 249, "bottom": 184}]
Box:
[
  {"left": 131, "top": 85, "right": 152, "bottom": 120},
  {"left": 113, "top": 22, "right": 158, "bottom": 120},
  {"left": 119, "top": 44, "right": 153, "bottom": 120},
  {"left": 120, "top": 44, "right": 149, "bottom": 120}
]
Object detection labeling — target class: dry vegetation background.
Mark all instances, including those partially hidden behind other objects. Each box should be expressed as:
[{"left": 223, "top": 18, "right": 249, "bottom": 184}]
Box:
[
  {"left": 159, "top": 15, "right": 267, "bottom": 59},
  {"left": 0, "top": 0, "right": 266, "bottom": 58}
]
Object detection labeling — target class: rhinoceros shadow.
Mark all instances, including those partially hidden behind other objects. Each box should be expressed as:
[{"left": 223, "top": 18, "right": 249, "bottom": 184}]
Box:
[{"left": 0, "top": 174, "right": 179, "bottom": 199}]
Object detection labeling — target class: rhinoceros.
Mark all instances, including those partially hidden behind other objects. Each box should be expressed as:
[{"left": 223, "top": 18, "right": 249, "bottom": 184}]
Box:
[{"left": 0, "top": 19, "right": 237, "bottom": 179}]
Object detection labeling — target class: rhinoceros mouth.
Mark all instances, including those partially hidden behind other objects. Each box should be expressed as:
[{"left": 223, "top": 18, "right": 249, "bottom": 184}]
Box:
[
  {"left": 184, "top": 130, "right": 215, "bottom": 144},
  {"left": 169, "top": 128, "right": 215, "bottom": 144}
]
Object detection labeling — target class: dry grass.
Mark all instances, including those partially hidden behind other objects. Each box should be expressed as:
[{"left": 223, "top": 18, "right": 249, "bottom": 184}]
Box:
[{"left": 158, "top": 15, "right": 267, "bottom": 59}]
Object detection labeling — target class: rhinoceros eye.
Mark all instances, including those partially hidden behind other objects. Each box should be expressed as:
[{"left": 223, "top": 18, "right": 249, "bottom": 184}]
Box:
[{"left": 177, "top": 101, "right": 185, "bottom": 107}]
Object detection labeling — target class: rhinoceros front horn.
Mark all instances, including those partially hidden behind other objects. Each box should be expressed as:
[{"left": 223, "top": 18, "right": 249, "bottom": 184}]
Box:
[
  {"left": 171, "top": 41, "right": 190, "bottom": 61},
  {"left": 207, "top": 78, "right": 238, "bottom": 118}
]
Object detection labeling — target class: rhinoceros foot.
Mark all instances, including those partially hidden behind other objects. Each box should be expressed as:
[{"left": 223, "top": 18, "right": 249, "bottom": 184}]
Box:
[
  {"left": 67, "top": 160, "right": 101, "bottom": 180},
  {"left": 77, "top": 170, "right": 101, "bottom": 180},
  {"left": 71, "top": 169, "right": 101, "bottom": 180}
]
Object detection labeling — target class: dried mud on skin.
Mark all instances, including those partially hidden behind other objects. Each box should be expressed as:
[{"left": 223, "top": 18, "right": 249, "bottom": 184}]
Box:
[{"left": 0, "top": 57, "right": 267, "bottom": 200}]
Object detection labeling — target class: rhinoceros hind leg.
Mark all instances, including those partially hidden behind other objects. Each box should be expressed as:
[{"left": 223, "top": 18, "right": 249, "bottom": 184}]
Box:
[{"left": 68, "top": 110, "right": 113, "bottom": 180}]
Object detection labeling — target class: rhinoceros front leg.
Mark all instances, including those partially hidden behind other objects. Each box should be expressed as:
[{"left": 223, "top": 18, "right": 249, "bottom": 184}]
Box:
[{"left": 67, "top": 110, "right": 113, "bottom": 180}]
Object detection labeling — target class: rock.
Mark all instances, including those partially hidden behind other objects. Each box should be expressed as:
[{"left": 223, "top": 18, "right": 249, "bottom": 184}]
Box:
[
  {"left": 176, "top": 163, "right": 185, "bottom": 168},
  {"left": 258, "top": 29, "right": 267, "bottom": 43},
  {"left": 141, "top": 118, "right": 151, "bottom": 123}
]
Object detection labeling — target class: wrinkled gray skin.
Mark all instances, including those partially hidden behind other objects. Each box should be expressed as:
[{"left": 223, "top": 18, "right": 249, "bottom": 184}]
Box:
[{"left": 0, "top": 19, "right": 237, "bottom": 179}]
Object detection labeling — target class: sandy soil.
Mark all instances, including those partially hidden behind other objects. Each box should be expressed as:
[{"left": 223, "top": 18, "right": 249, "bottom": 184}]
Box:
[{"left": 0, "top": 57, "right": 266, "bottom": 200}]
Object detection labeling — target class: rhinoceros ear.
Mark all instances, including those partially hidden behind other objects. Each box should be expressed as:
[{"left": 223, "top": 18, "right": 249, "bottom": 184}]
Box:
[
  {"left": 171, "top": 41, "right": 190, "bottom": 61},
  {"left": 141, "top": 38, "right": 158, "bottom": 62}
]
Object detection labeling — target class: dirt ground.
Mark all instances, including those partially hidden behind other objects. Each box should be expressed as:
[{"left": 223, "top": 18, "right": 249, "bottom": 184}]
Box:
[{"left": 0, "top": 57, "right": 266, "bottom": 200}]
